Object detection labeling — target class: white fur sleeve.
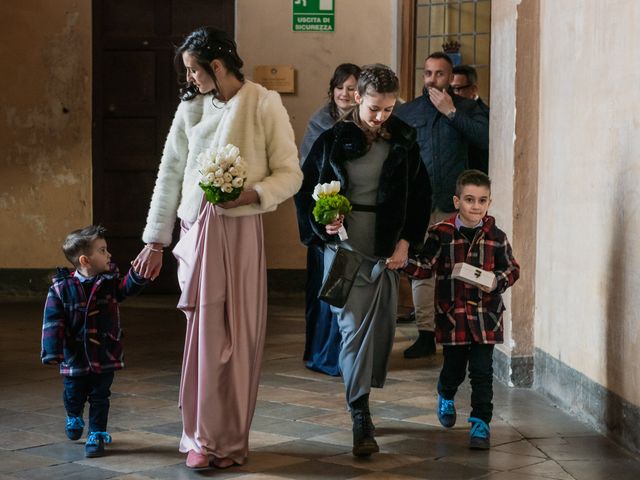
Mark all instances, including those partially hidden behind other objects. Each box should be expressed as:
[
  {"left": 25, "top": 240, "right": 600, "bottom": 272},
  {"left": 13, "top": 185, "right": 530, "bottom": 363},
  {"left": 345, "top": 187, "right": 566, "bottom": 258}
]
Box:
[
  {"left": 142, "top": 103, "right": 189, "bottom": 246},
  {"left": 252, "top": 91, "right": 303, "bottom": 211}
]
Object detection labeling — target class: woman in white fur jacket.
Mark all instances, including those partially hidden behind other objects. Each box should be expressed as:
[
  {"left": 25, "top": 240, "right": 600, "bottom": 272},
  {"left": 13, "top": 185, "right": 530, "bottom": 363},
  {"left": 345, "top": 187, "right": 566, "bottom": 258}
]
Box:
[{"left": 132, "top": 27, "right": 302, "bottom": 470}]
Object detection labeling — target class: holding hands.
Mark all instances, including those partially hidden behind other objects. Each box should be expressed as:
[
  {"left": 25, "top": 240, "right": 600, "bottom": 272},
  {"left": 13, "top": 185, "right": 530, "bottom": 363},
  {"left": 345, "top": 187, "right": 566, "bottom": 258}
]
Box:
[
  {"left": 132, "top": 189, "right": 260, "bottom": 281},
  {"left": 132, "top": 244, "right": 163, "bottom": 281},
  {"left": 385, "top": 239, "right": 409, "bottom": 270},
  {"left": 324, "top": 219, "right": 409, "bottom": 270}
]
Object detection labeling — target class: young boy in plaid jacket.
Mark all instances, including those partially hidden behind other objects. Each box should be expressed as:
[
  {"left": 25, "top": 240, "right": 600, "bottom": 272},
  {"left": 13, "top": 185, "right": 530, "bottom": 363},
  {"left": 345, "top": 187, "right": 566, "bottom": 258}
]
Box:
[
  {"left": 402, "top": 170, "right": 519, "bottom": 449},
  {"left": 41, "top": 225, "right": 148, "bottom": 457}
]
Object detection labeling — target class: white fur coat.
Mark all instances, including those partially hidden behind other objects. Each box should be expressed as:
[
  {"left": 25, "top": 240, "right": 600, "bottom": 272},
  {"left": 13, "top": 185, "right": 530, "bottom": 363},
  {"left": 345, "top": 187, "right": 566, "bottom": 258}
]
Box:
[{"left": 142, "top": 81, "right": 303, "bottom": 246}]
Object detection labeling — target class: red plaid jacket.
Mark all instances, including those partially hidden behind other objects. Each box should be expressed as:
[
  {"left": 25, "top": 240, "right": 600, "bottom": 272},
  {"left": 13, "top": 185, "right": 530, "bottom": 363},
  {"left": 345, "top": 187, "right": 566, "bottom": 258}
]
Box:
[{"left": 403, "top": 215, "right": 519, "bottom": 345}]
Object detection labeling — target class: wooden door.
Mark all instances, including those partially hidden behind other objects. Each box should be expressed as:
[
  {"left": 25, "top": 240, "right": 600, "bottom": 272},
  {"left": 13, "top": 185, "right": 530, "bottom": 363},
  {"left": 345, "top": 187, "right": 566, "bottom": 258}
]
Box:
[{"left": 92, "top": 0, "right": 234, "bottom": 292}]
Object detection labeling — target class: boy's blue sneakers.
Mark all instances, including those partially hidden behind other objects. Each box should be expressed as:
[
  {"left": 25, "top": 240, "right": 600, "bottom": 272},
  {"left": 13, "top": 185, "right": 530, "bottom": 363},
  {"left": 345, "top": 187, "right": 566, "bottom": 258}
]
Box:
[
  {"left": 437, "top": 395, "right": 456, "bottom": 428},
  {"left": 85, "top": 431, "right": 112, "bottom": 457},
  {"left": 468, "top": 417, "right": 491, "bottom": 449},
  {"left": 65, "top": 416, "right": 85, "bottom": 441}
]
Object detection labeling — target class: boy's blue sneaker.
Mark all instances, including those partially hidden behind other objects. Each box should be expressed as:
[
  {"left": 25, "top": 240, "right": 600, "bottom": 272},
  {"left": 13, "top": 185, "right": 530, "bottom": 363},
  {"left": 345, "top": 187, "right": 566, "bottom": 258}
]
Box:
[
  {"left": 85, "top": 431, "right": 112, "bottom": 458},
  {"left": 65, "top": 416, "right": 85, "bottom": 441},
  {"left": 468, "top": 417, "right": 491, "bottom": 449},
  {"left": 437, "top": 395, "right": 456, "bottom": 428}
]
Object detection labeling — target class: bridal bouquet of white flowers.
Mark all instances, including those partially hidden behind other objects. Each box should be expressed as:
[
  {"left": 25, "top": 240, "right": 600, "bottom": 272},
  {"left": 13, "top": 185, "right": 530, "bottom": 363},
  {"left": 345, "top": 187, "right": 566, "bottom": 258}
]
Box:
[
  {"left": 198, "top": 144, "right": 248, "bottom": 204},
  {"left": 312, "top": 180, "right": 351, "bottom": 241}
]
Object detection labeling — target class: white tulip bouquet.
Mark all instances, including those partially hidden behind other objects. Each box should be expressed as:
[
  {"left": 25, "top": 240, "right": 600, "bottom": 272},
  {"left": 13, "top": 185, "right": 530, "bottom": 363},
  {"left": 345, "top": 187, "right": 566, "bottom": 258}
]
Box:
[
  {"left": 312, "top": 180, "right": 351, "bottom": 241},
  {"left": 198, "top": 144, "right": 248, "bottom": 204}
]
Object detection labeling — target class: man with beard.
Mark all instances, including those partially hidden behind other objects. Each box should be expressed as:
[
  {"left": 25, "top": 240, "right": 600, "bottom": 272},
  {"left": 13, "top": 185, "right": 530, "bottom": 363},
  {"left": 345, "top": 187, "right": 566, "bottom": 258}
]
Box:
[{"left": 395, "top": 52, "right": 489, "bottom": 358}]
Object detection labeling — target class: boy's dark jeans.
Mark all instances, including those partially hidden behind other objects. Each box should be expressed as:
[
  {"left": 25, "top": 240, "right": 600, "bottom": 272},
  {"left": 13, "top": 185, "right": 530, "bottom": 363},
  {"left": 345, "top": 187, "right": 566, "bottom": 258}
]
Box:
[
  {"left": 438, "top": 343, "right": 495, "bottom": 423},
  {"left": 63, "top": 372, "right": 114, "bottom": 432}
]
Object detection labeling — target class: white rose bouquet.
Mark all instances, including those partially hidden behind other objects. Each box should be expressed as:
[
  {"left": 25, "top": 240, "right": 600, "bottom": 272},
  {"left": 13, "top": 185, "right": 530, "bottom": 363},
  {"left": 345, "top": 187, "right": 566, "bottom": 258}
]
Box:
[
  {"left": 312, "top": 181, "right": 352, "bottom": 241},
  {"left": 198, "top": 144, "right": 248, "bottom": 204}
]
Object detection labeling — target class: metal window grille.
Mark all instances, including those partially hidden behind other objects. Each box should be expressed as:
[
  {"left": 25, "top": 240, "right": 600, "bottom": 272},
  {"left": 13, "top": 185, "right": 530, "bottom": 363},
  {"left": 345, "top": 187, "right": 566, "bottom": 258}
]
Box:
[{"left": 414, "top": 0, "right": 491, "bottom": 99}]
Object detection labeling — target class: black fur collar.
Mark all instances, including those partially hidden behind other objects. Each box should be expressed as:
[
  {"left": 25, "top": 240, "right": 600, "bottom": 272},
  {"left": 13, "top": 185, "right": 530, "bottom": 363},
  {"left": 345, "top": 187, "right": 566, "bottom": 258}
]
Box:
[{"left": 331, "top": 115, "right": 415, "bottom": 159}]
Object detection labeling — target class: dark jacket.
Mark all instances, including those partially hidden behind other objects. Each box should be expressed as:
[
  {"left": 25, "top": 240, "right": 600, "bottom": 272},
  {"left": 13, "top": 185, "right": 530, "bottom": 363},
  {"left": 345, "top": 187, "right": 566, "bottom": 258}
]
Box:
[
  {"left": 295, "top": 115, "right": 432, "bottom": 257},
  {"left": 395, "top": 89, "right": 489, "bottom": 212},
  {"left": 403, "top": 215, "right": 520, "bottom": 345},
  {"left": 468, "top": 97, "right": 490, "bottom": 173},
  {"left": 41, "top": 265, "right": 147, "bottom": 376}
]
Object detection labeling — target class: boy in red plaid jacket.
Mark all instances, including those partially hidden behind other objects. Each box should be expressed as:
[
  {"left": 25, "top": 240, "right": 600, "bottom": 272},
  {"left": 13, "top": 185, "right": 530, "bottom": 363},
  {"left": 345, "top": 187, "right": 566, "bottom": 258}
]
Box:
[{"left": 402, "top": 170, "right": 519, "bottom": 449}]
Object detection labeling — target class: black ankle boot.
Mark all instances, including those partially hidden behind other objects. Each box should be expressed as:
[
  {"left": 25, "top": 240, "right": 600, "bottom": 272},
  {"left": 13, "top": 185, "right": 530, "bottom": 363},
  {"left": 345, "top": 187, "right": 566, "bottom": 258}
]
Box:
[
  {"left": 350, "top": 394, "right": 379, "bottom": 457},
  {"left": 403, "top": 330, "right": 436, "bottom": 358}
]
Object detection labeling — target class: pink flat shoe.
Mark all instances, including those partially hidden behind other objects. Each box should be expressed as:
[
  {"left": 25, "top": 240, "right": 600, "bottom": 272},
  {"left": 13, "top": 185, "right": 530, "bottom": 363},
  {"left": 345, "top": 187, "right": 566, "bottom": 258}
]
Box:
[
  {"left": 212, "top": 457, "right": 236, "bottom": 469},
  {"left": 186, "top": 450, "right": 209, "bottom": 469}
]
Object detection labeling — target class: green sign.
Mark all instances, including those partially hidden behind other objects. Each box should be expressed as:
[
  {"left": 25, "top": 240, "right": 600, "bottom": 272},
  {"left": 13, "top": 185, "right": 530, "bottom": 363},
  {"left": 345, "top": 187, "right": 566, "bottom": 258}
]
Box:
[{"left": 293, "top": 0, "right": 334, "bottom": 32}]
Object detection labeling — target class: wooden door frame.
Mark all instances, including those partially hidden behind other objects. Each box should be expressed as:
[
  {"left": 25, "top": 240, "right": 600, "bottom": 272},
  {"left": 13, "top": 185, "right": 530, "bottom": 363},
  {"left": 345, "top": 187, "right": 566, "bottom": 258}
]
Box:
[
  {"left": 399, "top": 0, "right": 417, "bottom": 102},
  {"left": 91, "top": 0, "right": 104, "bottom": 217}
]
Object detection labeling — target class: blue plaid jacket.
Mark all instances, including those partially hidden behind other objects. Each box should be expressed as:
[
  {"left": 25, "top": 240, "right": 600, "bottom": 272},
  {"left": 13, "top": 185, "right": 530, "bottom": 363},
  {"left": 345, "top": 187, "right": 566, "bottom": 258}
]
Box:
[{"left": 41, "top": 265, "right": 147, "bottom": 376}]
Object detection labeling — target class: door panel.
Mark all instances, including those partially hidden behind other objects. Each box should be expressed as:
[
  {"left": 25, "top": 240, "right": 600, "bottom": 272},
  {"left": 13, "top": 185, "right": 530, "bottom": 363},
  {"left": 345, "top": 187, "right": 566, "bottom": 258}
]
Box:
[
  {"left": 171, "top": 0, "right": 235, "bottom": 35},
  {"left": 103, "top": 0, "right": 157, "bottom": 36},
  {"left": 102, "top": 171, "right": 157, "bottom": 235},
  {"left": 103, "top": 118, "right": 158, "bottom": 170},
  {"left": 93, "top": 0, "right": 235, "bottom": 293},
  {"left": 103, "top": 52, "right": 158, "bottom": 115}
]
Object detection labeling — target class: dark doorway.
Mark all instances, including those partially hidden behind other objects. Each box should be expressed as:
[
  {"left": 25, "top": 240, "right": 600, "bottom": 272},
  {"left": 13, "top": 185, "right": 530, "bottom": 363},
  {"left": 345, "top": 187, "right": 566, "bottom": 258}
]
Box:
[{"left": 92, "top": 0, "right": 234, "bottom": 292}]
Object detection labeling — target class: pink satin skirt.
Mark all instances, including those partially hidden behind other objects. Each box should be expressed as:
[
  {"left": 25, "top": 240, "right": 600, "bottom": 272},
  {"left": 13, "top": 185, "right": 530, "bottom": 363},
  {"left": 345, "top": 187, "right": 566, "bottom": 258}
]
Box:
[{"left": 172, "top": 203, "right": 267, "bottom": 464}]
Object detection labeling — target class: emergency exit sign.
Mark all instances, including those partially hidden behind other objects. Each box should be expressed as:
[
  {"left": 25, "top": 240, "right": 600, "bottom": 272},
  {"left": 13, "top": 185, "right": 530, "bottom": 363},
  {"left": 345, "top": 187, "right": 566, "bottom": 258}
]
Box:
[{"left": 293, "top": 0, "right": 334, "bottom": 32}]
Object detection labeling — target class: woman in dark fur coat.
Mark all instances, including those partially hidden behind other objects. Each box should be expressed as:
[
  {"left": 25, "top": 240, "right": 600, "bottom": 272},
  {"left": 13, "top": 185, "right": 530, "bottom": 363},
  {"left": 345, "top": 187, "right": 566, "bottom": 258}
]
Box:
[{"left": 295, "top": 64, "right": 431, "bottom": 457}]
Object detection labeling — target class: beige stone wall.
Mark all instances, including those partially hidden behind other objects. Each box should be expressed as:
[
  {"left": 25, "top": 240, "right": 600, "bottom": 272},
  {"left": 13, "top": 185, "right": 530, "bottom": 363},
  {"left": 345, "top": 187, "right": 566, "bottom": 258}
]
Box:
[
  {"left": 510, "top": 0, "right": 539, "bottom": 362},
  {"left": 0, "top": 1, "right": 399, "bottom": 271},
  {"left": 535, "top": 1, "right": 640, "bottom": 404},
  {"left": 0, "top": 1, "right": 92, "bottom": 268},
  {"left": 237, "top": 0, "right": 399, "bottom": 269}
]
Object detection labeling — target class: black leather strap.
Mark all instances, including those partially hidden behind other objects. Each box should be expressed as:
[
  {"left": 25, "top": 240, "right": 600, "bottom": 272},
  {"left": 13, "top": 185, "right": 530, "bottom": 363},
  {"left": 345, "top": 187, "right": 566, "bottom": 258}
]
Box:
[{"left": 351, "top": 203, "right": 378, "bottom": 213}]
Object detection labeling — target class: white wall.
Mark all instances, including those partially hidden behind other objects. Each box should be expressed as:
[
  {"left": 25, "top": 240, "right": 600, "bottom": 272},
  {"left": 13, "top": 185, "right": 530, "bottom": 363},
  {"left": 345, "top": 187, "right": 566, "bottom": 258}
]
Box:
[{"left": 536, "top": 1, "right": 640, "bottom": 404}]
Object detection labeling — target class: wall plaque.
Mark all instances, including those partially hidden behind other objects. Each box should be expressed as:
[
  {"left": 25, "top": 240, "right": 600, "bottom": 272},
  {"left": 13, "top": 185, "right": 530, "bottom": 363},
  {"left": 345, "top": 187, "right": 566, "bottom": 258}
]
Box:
[{"left": 253, "top": 65, "right": 295, "bottom": 93}]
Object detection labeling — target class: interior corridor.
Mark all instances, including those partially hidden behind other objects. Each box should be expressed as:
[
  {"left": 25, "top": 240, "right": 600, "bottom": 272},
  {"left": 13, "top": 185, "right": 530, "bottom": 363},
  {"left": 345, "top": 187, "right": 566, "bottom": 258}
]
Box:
[{"left": 1, "top": 295, "right": 639, "bottom": 480}]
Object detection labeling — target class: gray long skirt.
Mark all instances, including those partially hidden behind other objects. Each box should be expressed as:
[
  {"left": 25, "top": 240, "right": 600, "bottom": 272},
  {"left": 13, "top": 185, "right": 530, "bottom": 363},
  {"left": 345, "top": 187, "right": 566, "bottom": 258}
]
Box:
[{"left": 324, "top": 244, "right": 399, "bottom": 405}]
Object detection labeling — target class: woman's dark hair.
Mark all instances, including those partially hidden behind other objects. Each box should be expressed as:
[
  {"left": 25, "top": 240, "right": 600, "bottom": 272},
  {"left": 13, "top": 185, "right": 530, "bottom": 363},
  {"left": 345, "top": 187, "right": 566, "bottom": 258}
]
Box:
[
  {"left": 327, "top": 63, "right": 361, "bottom": 119},
  {"left": 174, "top": 27, "right": 244, "bottom": 101}
]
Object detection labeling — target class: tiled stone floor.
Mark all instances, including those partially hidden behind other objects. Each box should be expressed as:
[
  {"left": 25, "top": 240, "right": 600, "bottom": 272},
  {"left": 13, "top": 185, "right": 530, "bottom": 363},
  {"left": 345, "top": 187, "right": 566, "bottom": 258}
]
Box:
[{"left": 1, "top": 294, "right": 640, "bottom": 479}]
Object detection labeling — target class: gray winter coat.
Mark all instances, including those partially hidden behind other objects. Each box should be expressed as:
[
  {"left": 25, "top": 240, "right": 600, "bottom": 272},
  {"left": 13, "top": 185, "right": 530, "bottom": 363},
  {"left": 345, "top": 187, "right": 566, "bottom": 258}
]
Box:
[{"left": 300, "top": 103, "right": 336, "bottom": 164}]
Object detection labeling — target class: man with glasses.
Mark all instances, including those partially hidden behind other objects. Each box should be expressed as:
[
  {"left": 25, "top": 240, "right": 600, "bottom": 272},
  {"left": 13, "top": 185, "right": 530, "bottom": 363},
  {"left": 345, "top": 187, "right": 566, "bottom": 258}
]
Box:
[
  {"left": 452, "top": 65, "right": 490, "bottom": 173},
  {"left": 395, "top": 52, "right": 489, "bottom": 359}
]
